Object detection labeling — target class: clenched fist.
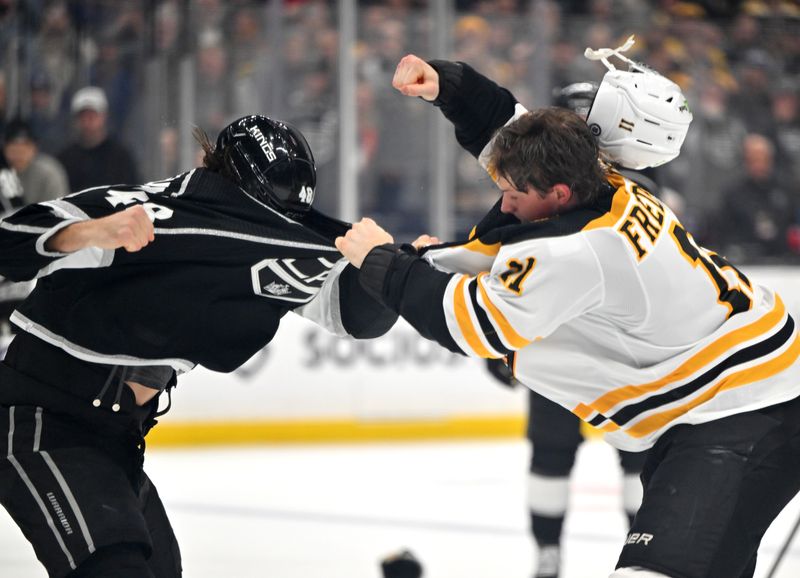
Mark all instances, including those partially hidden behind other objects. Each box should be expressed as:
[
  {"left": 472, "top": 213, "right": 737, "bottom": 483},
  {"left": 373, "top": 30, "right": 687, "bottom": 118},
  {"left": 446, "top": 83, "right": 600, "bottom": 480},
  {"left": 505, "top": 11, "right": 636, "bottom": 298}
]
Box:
[
  {"left": 392, "top": 54, "right": 440, "bottom": 102},
  {"left": 47, "top": 205, "right": 156, "bottom": 253}
]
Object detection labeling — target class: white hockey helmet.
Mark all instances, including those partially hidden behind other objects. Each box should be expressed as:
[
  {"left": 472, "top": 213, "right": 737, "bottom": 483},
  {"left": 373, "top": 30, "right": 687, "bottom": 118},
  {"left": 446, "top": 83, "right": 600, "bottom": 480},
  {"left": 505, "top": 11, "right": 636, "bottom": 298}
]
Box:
[{"left": 584, "top": 36, "right": 693, "bottom": 170}]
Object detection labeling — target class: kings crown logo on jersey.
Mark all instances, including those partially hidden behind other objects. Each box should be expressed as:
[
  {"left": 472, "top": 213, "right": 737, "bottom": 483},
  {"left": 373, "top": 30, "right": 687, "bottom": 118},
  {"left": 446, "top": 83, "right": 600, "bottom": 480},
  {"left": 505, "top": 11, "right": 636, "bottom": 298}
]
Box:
[
  {"left": 251, "top": 257, "right": 336, "bottom": 303},
  {"left": 263, "top": 281, "right": 291, "bottom": 296}
]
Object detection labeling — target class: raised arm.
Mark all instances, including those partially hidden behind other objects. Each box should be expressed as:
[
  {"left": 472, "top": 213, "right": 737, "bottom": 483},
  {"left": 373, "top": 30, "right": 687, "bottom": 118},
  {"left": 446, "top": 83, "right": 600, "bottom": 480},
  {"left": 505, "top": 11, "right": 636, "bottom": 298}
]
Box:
[{"left": 392, "top": 54, "right": 523, "bottom": 160}]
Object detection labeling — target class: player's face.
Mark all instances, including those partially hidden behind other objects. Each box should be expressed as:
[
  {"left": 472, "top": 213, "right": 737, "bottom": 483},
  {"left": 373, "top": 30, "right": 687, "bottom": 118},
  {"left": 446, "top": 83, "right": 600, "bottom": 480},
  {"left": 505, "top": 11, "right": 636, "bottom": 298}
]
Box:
[{"left": 497, "top": 175, "right": 561, "bottom": 222}]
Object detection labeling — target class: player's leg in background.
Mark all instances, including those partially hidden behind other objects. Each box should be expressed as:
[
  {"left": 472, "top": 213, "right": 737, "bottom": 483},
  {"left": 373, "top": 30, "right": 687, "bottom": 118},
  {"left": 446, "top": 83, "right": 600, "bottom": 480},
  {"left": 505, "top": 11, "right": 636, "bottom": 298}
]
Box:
[
  {"left": 618, "top": 449, "right": 646, "bottom": 528},
  {"left": 527, "top": 390, "right": 583, "bottom": 578}
]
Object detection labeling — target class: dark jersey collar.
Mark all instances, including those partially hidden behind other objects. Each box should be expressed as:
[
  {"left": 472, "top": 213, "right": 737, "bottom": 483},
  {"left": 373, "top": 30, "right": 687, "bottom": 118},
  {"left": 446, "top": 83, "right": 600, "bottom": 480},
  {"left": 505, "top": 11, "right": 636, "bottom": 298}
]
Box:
[{"left": 424, "top": 180, "right": 618, "bottom": 256}]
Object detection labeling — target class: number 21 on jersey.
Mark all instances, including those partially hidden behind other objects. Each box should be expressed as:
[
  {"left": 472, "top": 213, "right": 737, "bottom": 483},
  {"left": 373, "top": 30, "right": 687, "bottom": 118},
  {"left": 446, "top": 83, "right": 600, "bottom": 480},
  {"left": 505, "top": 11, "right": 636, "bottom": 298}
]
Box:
[{"left": 499, "top": 257, "right": 536, "bottom": 295}]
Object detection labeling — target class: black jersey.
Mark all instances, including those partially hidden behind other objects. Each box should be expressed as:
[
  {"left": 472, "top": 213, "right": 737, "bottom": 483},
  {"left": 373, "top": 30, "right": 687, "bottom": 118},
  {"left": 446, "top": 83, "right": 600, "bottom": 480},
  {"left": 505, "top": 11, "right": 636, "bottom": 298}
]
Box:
[
  {"left": 0, "top": 168, "right": 396, "bottom": 374},
  {"left": 0, "top": 158, "right": 30, "bottom": 323}
]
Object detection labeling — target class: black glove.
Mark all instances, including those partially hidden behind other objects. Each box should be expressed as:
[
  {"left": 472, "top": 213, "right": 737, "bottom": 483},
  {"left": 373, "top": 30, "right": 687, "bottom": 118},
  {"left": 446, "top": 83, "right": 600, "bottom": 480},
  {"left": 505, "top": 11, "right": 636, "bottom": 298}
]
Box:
[
  {"left": 486, "top": 357, "right": 518, "bottom": 388},
  {"left": 380, "top": 549, "right": 423, "bottom": 578}
]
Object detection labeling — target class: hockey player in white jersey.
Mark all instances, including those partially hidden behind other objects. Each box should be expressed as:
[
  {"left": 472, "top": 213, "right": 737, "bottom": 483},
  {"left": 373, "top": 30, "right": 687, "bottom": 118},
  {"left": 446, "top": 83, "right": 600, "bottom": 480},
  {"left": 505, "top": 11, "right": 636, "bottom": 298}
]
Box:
[
  {"left": 336, "top": 46, "right": 800, "bottom": 578},
  {"left": 486, "top": 76, "right": 651, "bottom": 578}
]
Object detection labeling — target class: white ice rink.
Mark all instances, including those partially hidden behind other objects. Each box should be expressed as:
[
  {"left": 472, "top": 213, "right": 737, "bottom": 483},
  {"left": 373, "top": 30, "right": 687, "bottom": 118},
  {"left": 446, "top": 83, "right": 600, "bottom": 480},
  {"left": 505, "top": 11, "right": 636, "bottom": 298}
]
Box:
[{"left": 2, "top": 439, "right": 799, "bottom": 578}]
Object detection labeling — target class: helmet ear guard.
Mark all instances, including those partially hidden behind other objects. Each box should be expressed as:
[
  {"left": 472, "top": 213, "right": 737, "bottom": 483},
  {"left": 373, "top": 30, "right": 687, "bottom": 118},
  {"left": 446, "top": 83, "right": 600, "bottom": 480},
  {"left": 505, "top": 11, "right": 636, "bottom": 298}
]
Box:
[
  {"left": 583, "top": 36, "right": 693, "bottom": 170},
  {"left": 216, "top": 115, "right": 317, "bottom": 216}
]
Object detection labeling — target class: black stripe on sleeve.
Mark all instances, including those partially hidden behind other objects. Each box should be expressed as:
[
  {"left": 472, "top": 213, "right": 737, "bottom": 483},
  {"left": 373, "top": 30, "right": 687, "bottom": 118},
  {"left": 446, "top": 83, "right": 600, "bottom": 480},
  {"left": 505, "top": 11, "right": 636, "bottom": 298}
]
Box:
[
  {"left": 589, "top": 414, "right": 609, "bottom": 427},
  {"left": 467, "top": 278, "right": 511, "bottom": 356}
]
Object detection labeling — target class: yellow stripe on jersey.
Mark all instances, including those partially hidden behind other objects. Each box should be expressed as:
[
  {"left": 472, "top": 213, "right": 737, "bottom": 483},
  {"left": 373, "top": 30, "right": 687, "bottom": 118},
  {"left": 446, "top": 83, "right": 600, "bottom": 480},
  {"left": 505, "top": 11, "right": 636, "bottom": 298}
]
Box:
[
  {"left": 476, "top": 273, "right": 533, "bottom": 349},
  {"left": 588, "top": 295, "right": 786, "bottom": 415},
  {"left": 453, "top": 275, "right": 499, "bottom": 358},
  {"left": 573, "top": 403, "right": 593, "bottom": 420},
  {"left": 600, "top": 421, "right": 620, "bottom": 433},
  {"left": 463, "top": 237, "right": 502, "bottom": 256},
  {"left": 606, "top": 170, "right": 627, "bottom": 190},
  {"left": 628, "top": 331, "right": 800, "bottom": 438},
  {"left": 582, "top": 182, "right": 631, "bottom": 232}
]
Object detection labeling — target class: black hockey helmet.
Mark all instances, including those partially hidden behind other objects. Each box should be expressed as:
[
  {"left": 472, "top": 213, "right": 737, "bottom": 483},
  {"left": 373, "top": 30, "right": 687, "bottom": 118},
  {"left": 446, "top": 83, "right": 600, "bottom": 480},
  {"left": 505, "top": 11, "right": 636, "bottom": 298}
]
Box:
[
  {"left": 552, "top": 81, "right": 599, "bottom": 119},
  {"left": 216, "top": 115, "right": 316, "bottom": 215}
]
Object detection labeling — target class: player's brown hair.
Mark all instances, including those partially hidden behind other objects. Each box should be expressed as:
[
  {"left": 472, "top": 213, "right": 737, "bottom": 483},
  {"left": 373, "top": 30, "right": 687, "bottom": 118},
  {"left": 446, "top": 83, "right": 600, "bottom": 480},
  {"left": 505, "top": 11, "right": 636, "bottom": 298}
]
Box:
[
  {"left": 192, "top": 126, "right": 236, "bottom": 182},
  {"left": 490, "top": 107, "right": 606, "bottom": 206}
]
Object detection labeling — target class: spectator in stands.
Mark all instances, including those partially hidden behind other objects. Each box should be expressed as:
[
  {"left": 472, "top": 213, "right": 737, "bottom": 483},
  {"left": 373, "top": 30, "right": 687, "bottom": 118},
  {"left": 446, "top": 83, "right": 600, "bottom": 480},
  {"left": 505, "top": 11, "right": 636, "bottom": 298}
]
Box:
[
  {"left": 361, "top": 12, "right": 432, "bottom": 238},
  {"left": 0, "top": 147, "right": 27, "bottom": 358},
  {"left": 58, "top": 86, "right": 139, "bottom": 191},
  {"left": 769, "top": 79, "right": 800, "bottom": 190},
  {"left": 194, "top": 29, "right": 232, "bottom": 135},
  {"left": 286, "top": 59, "right": 339, "bottom": 216},
  {"left": 716, "top": 133, "right": 795, "bottom": 262},
  {"left": 194, "top": 0, "right": 227, "bottom": 39},
  {"left": 159, "top": 126, "right": 181, "bottom": 177},
  {"left": 228, "top": 6, "right": 268, "bottom": 116},
  {"left": 3, "top": 118, "right": 70, "bottom": 204},
  {"left": 729, "top": 49, "right": 777, "bottom": 135},
  {"left": 655, "top": 79, "right": 747, "bottom": 248},
  {"left": 90, "top": 29, "right": 137, "bottom": 137},
  {"left": 28, "top": 71, "right": 70, "bottom": 156},
  {"left": 725, "top": 11, "right": 763, "bottom": 67},
  {"left": 549, "top": 38, "right": 599, "bottom": 95},
  {"left": 35, "top": 0, "right": 80, "bottom": 120},
  {"left": 0, "top": 70, "right": 7, "bottom": 138},
  {"left": 777, "top": 17, "right": 800, "bottom": 75}
]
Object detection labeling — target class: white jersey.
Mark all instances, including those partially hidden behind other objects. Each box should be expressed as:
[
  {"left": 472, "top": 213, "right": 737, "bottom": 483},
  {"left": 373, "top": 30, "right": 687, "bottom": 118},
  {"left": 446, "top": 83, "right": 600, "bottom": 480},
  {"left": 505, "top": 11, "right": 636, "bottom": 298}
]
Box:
[{"left": 423, "top": 172, "right": 800, "bottom": 451}]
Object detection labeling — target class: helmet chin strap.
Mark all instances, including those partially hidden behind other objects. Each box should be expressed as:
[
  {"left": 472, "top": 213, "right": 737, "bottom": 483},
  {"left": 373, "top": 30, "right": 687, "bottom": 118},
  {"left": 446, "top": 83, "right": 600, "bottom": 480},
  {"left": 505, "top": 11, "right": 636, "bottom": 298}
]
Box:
[{"left": 584, "top": 35, "right": 643, "bottom": 73}]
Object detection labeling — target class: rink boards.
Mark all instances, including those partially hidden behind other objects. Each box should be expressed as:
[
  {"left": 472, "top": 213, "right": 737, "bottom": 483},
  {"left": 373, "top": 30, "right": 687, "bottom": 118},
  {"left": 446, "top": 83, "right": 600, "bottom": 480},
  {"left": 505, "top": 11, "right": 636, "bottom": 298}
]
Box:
[{"left": 149, "top": 265, "right": 800, "bottom": 446}]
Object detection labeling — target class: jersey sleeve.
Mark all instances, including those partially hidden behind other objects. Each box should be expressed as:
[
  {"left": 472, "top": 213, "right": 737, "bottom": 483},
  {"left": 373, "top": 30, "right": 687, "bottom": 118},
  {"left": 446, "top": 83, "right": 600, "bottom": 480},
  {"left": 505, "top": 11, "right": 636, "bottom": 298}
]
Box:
[
  {"left": 358, "top": 237, "right": 605, "bottom": 361},
  {"left": 427, "top": 59, "right": 527, "bottom": 166},
  {"left": 0, "top": 198, "right": 115, "bottom": 281},
  {"left": 0, "top": 171, "right": 203, "bottom": 281},
  {"left": 441, "top": 238, "right": 604, "bottom": 359},
  {"left": 294, "top": 258, "right": 398, "bottom": 339}
]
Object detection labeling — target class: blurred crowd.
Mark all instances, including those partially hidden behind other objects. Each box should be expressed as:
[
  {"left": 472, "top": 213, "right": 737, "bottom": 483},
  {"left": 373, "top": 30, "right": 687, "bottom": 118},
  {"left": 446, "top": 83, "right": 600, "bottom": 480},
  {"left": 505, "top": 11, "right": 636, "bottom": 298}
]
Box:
[
  {"left": 442, "top": 0, "right": 800, "bottom": 264},
  {"left": 0, "top": 0, "right": 799, "bottom": 263}
]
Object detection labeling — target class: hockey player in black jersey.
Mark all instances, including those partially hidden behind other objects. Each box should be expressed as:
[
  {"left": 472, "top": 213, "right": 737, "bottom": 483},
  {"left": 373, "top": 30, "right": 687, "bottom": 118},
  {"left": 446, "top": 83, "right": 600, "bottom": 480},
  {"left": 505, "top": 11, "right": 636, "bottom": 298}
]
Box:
[
  {"left": 336, "top": 47, "right": 800, "bottom": 578},
  {"left": 0, "top": 114, "right": 397, "bottom": 578},
  {"left": 0, "top": 150, "right": 28, "bottom": 356}
]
